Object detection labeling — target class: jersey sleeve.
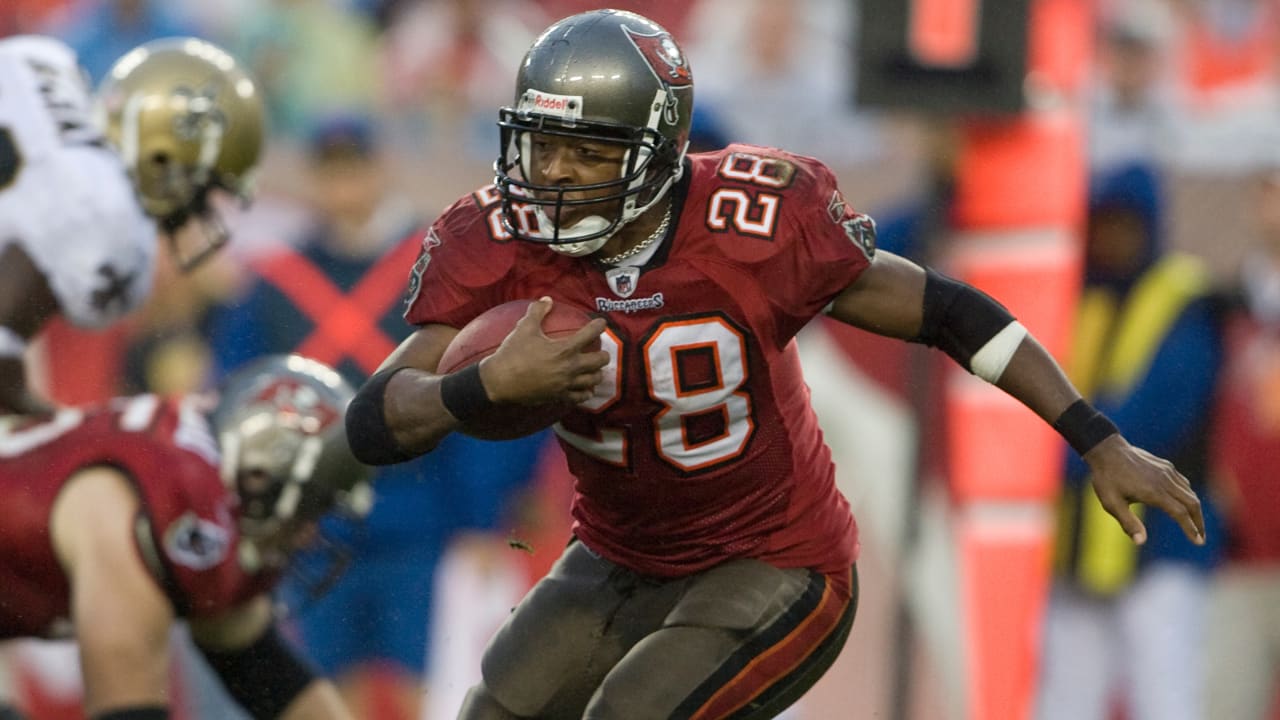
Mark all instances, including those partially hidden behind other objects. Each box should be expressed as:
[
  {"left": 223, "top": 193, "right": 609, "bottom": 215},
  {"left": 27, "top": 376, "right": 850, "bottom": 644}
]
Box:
[
  {"left": 403, "top": 190, "right": 518, "bottom": 329},
  {"left": 117, "top": 403, "right": 268, "bottom": 618},
  {"left": 765, "top": 152, "right": 875, "bottom": 324}
]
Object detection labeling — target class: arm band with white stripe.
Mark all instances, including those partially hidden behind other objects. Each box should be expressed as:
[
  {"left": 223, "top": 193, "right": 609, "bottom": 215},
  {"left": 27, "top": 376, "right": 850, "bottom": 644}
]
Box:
[{"left": 913, "top": 268, "right": 1027, "bottom": 383}]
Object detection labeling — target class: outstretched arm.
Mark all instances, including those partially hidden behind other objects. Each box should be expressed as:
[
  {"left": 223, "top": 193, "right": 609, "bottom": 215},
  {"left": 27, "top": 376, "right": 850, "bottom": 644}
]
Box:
[
  {"left": 345, "top": 298, "right": 608, "bottom": 464},
  {"left": 827, "top": 251, "right": 1205, "bottom": 545}
]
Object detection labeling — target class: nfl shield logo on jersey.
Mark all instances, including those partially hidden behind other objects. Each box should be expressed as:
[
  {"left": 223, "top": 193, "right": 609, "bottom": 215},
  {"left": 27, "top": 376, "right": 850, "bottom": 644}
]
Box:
[{"left": 606, "top": 266, "right": 640, "bottom": 298}]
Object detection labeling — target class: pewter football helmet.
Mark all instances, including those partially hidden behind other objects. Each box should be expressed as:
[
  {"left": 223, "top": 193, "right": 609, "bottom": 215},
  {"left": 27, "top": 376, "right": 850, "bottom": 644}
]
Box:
[
  {"left": 495, "top": 10, "right": 693, "bottom": 255},
  {"left": 211, "top": 354, "right": 372, "bottom": 574},
  {"left": 97, "top": 37, "right": 264, "bottom": 270}
]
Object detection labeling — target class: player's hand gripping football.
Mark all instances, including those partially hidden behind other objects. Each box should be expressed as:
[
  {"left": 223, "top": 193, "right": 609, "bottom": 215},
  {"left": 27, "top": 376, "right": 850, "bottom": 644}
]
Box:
[
  {"left": 1084, "top": 434, "right": 1206, "bottom": 546},
  {"left": 479, "top": 298, "right": 610, "bottom": 407}
]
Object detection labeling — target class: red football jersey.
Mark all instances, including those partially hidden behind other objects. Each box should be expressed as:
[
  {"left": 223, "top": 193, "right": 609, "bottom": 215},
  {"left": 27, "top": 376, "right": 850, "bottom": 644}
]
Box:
[
  {"left": 0, "top": 395, "right": 273, "bottom": 640},
  {"left": 1211, "top": 314, "right": 1280, "bottom": 563},
  {"left": 405, "top": 144, "right": 874, "bottom": 577}
]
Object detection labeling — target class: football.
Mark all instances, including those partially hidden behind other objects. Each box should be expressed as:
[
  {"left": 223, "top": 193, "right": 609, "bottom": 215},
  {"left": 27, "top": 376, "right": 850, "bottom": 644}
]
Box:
[{"left": 437, "top": 299, "right": 597, "bottom": 440}]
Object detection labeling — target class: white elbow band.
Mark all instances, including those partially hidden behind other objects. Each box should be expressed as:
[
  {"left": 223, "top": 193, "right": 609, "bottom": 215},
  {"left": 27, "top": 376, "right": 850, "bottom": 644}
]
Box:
[
  {"left": 913, "top": 269, "right": 1022, "bottom": 380},
  {"left": 969, "top": 321, "right": 1027, "bottom": 383},
  {"left": 0, "top": 326, "right": 27, "bottom": 358}
]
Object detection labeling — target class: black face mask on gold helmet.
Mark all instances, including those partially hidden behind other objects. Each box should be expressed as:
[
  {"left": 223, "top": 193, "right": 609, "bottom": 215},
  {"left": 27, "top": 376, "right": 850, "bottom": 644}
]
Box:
[{"left": 97, "top": 37, "right": 265, "bottom": 271}]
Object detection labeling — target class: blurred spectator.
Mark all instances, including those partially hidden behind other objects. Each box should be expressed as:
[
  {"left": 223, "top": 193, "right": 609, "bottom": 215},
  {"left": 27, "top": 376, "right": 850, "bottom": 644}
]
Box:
[
  {"left": 536, "top": 0, "right": 694, "bottom": 38},
  {"left": 1204, "top": 164, "right": 1280, "bottom": 720},
  {"left": 379, "top": 0, "right": 547, "bottom": 159},
  {"left": 47, "top": 0, "right": 199, "bottom": 81},
  {"left": 229, "top": 0, "right": 381, "bottom": 141},
  {"left": 684, "top": 0, "right": 886, "bottom": 167},
  {"left": 1037, "top": 162, "right": 1225, "bottom": 720},
  {"left": 205, "top": 113, "right": 545, "bottom": 720},
  {"left": 0, "top": 0, "right": 67, "bottom": 36},
  {"left": 1088, "top": 0, "right": 1184, "bottom": 174}
]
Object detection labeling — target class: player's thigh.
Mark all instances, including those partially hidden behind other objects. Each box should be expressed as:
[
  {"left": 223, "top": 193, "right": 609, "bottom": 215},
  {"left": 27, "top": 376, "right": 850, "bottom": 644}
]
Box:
[
  {"left": 478, "top": 541, "right": 676, "bottom": 718},
  {"left": 586, "top": 561, "right": 858, "bottom": 720}
]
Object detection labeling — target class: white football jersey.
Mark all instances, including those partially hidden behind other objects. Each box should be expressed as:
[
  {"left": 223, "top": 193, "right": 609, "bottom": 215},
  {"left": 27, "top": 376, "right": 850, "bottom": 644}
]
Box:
[{"left": 0, "top": 36, "right": 154, "bottom": 329}]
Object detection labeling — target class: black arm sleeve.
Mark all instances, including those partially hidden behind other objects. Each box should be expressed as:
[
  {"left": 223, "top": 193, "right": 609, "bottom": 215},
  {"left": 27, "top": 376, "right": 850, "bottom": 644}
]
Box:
[
  {"left": 199, "top": 625, "right": 318, "bottom": 720},
  {"left": 911, "top": 268, "right": 1017, "bottom": 368},
  {"left": 345, "top": 366, "right": 417, "bottom": 465}
]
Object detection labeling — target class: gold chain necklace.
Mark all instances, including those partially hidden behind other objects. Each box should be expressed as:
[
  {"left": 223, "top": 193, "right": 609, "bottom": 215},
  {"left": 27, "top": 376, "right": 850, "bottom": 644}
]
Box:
[{"left": 596, "top": 204, "right": 672, "bottom": 265}]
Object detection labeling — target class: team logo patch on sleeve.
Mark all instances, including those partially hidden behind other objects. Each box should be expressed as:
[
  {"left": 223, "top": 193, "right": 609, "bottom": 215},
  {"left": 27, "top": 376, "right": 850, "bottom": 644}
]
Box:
[
  {"left": 842, "top": 214, "right": 877, "bottom": 260},
  {"left": 405, "top": 228, "right": 443, "bottom": 307},
  {"left": 163, "top": 511, "right": 232, "bottom": 570}
]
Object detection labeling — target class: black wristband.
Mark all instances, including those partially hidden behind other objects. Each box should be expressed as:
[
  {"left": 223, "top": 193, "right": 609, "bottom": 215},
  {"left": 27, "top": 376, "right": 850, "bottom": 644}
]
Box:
[
  {"left": 439, "top": 362, "right": 495, "bottom": 423},
  {"left": 92, "top": 707, "right": 167, "bottom": 720},
  {"left": 345, "top": 366, "right": 416, "bottom": 465},
  {"left": 200, "top": 625, "right": 316, "bottom": 720},
  {"left": 1052, "top": 399, "right": 1120, "bottom": 456}
]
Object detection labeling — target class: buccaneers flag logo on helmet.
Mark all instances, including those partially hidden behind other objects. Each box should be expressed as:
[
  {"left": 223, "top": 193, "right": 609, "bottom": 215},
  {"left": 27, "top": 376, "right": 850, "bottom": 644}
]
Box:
[{"left": 622, "top": 25, "right": 692, "bottom": 87}]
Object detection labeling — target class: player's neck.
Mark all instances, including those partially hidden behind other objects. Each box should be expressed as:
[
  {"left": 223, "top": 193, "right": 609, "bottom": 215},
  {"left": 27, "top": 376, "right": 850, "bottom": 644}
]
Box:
[{"left": 594, "top": 198, "right": 672, "bottom": 264}]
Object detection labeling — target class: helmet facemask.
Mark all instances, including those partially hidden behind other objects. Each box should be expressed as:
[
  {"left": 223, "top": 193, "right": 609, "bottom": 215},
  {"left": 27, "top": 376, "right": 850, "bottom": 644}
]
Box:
[
  {"left": 493, "top": 10, "right": 693, "bottom": 257},
  {"left": 212, "top": 355, "right": 372, "bottom": 596},
  {"left": 98, "top": 37, "right": 264, "bottom": 272},
  {"left": 495, "top": 107, "right": 684, "bottom": 256}
]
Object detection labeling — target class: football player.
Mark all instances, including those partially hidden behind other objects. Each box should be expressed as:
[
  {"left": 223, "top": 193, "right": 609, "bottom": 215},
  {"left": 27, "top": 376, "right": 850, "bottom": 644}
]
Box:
[
  {"left": 345, "top": 10, "right": 1207, "bottom": 719},
  {"left": 0, "top": 35, "right": 263, "bottom": 415},
  {"left": 0, "top": 354, "right": 368, "bottom": 720}
]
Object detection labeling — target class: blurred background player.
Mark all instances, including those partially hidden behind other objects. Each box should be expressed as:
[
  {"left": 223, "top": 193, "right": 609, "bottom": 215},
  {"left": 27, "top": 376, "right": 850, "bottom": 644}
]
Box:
[
  {"left": 0, "top": 34, "right": 263, "bottom": 414},
  {"left": 205, "top": 113, "right": 545, "bottom": 720},
  {"left": 1204, "top": 162, "right": 1280, "bottom": 720},
  {"left": 1036, "top": 161, "right": 1225, "bottom": 720},
  {"left": 0, "top": 354, "right": 369, "bottom": 720}
]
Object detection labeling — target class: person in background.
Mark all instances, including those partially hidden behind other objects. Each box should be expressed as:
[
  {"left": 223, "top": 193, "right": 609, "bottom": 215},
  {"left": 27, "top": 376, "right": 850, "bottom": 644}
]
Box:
[
  {"left": 1204, "top": 164, "right": 1280, "bottom": 720},
  {"left": 206, "top": 113, "right": 545, "bottom": 720},
  {"left": 0, "top": 354, "right": 368, "bottom": 720},
  {"left": 1036, "top": 161, "right": 1225, "bottom": 720},
  {"left": 0, "top": 34, "right": 263, "bottom": 415},
  {"left": 228, "top": 0, "right": 381, "bottom": 142},
  {"left": 345, "top": 11, "right": 1207, "bottom": 719},
  {"left": 1087, "top": 1, "right": 1183, "bottom": 174}
]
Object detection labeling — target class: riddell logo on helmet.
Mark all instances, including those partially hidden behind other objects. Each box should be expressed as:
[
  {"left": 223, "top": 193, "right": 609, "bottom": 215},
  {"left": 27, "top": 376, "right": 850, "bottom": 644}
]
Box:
[{"left": 519, "top": 90, "right": 584, "bottom": 122}]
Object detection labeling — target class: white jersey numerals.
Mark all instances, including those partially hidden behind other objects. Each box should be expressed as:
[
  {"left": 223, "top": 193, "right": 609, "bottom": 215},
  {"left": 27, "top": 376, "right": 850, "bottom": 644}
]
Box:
[{"left": 555, "top": 316, "right": 755, "bottom": 472}]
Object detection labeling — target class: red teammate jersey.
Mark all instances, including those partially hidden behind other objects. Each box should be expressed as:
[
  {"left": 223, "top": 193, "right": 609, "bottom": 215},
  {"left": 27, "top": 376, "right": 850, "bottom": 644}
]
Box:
[
  {"left": 405, "top": 144, "right": 875, "bottom": 578},
  {"left": 1212, "top": 313, "right": 1280, "bottom": 563},
  {"left": 0, "top": 395, "right": 273, "bottom": 640}
]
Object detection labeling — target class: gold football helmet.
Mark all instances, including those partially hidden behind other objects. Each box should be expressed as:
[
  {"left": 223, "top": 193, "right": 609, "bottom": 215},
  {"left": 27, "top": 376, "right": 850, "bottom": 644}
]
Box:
[{"left": 97, "top": 37, "right": 265, "bottom": 270}]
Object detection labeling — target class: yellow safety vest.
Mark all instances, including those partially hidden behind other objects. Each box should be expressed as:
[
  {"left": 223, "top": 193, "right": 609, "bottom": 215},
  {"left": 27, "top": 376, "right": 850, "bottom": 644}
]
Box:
[{"left": 1054, "top": 253, "right": 1210, "bottom": 595}]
